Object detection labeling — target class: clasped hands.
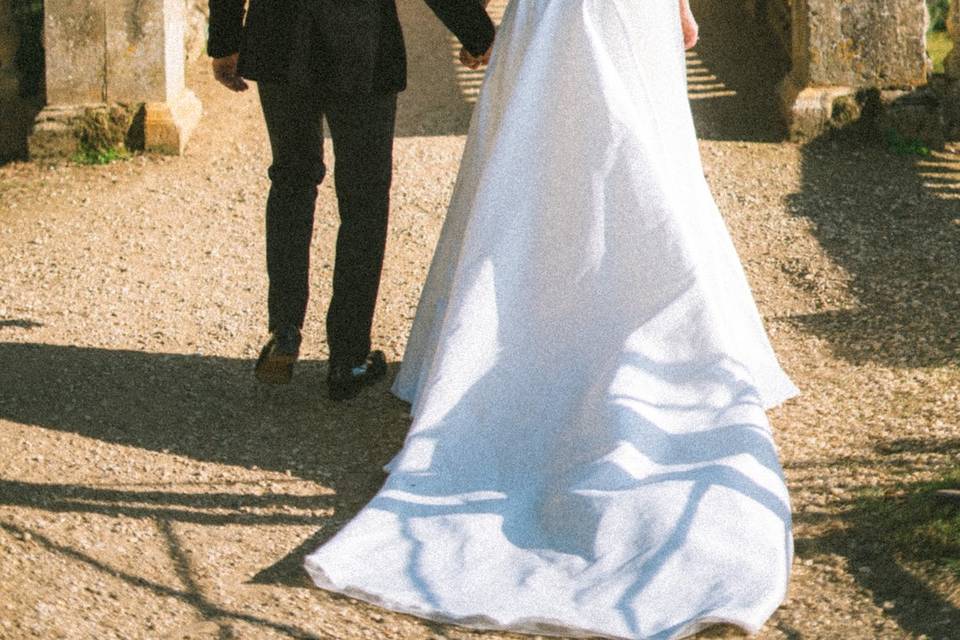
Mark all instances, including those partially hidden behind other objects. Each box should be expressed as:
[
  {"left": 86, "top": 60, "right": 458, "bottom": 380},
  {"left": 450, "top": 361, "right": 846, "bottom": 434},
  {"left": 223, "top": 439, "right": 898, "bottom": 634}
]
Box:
[{"left": 459, "top": 43, "right": 493, "bottom": 70}]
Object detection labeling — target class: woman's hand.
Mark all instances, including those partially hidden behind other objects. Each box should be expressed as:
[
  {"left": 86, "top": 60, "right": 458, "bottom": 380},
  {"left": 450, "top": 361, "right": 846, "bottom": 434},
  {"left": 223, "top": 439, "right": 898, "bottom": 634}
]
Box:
[
  {"left": 680, "top": 0, "right": 699, "bottom": 50},
  {"left": 460, "top": 44, "right": 493, "bottom": 70},
  {"left": 212, "top": 53, "right": 249, "bottom": 92}
]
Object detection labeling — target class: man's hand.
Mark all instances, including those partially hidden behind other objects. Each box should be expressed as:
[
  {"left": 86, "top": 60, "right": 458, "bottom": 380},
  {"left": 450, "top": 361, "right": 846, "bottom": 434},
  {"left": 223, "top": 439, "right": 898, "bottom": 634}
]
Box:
[
  {"left": 459, "top": 44, "right": 493, "bottom": 70},
  {"left": 212, "top": 53, "right": 249, "bottom": 92}
]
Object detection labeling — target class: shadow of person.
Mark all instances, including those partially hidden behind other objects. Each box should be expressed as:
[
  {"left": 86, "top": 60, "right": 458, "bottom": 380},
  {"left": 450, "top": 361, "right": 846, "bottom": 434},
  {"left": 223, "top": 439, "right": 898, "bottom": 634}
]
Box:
[{"left": 0, "top": 342, "right": 409, "bottom": 482}]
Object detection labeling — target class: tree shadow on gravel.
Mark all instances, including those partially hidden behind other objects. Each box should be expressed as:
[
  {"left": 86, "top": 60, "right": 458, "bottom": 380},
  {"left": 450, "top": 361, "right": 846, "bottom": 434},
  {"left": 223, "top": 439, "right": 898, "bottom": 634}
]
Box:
[
  {"left": 0, "top": 518, "right": 336, "bottom": 640},
  {"left": 0, "top": 318, "right": 43, "bottom": 329},
  {"left": 789, "top": 456, "right": 960, "bottom": 639},
  {"left": 783, "top": 136, "right": 960, "bottom": 368},
  {"left": 0, "top": 341, "right": 411, "bottom": 588}
]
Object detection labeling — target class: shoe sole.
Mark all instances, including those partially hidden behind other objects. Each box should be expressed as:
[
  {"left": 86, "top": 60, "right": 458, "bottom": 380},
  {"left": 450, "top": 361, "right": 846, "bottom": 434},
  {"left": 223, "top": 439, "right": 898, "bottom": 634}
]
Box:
[{"left": 255, "top": 352, "right": 297, "bottom": 385}]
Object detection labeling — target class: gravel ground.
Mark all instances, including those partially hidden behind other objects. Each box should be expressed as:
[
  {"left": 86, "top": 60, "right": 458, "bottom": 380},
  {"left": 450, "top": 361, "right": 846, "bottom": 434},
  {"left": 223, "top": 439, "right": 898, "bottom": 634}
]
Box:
[{"left": 1, "top": 1, "right": 959, "bottom": 639}]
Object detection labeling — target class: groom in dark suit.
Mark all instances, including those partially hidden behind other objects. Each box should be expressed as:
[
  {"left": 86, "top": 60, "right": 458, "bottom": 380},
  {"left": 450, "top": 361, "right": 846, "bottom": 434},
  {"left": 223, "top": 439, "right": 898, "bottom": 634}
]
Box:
[{"left": 208, "top": 0, "right": 495, "bottom": 400}]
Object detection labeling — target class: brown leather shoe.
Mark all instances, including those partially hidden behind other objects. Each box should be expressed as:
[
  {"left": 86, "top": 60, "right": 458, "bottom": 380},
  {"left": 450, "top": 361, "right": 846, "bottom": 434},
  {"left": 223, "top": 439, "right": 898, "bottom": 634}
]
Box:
[{"left": 254, "top": 326, "right": 302, "bottom": 384}]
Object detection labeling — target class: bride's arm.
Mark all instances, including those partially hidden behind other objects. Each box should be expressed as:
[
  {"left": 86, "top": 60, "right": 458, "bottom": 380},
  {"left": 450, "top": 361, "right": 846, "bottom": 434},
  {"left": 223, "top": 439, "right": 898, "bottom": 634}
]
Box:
[{"left": 680, "top": 0, "right": 699, "bottom": 50}]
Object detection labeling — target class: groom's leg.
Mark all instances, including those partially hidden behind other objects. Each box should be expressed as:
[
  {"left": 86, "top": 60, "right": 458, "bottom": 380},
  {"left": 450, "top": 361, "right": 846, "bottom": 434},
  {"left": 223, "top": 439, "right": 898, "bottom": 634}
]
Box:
[
  {"left": 258, "top": 82, "right": 325, "bottom": 332},
  {"left": 323, "top": 91, "right": 398, "bottom": 367}
]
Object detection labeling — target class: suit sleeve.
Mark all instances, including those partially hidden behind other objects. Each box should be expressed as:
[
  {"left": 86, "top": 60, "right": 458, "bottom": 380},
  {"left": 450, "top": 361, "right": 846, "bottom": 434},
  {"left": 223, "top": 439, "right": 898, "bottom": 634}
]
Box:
[
  {"left": 208, "top": 0, "right": 246, "bottom": 58},
  {"left": 422, "top": 0, "right": 496, "bottom": 57}
]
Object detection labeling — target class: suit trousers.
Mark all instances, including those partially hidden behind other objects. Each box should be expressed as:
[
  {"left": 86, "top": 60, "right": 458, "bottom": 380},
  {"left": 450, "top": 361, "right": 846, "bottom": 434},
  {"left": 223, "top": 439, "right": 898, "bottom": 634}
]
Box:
[{"left": 257, "top": 81, "right": 397, "bottom": 367}]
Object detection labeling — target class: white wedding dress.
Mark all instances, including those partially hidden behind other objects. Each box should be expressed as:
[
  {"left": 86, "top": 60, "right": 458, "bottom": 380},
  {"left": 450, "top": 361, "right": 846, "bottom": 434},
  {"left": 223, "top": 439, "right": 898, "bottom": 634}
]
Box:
[{"left": 305, "top": 1, "right": 800, "bottom": 638}]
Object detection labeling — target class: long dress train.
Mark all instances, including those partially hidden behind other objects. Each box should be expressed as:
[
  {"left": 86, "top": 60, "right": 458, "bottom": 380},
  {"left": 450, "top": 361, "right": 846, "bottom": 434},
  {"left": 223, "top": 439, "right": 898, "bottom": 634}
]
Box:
[{"left": 306, "top": 1, "right": 800, "bottom": 638}]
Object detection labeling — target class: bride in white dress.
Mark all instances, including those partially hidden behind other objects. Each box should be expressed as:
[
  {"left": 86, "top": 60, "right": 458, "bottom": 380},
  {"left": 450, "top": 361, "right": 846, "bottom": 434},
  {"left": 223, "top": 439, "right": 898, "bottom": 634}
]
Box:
[{"left": 306, "top": 0, "right": 800, "bottom": 638}]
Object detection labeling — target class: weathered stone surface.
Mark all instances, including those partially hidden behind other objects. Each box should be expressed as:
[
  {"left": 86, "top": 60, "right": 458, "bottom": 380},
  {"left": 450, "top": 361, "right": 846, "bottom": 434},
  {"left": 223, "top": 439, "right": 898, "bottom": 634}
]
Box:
[
  {"left": 184, "top": 0, "right": 209, "bottom": 62},
  {"left": 778, "top": 77, "right": 859, "bottom": 141},
  {"left": 31, "top": 0, "right": 201, "bottom": 157},
  {"left": 779, "top": 0, "right": 929, "bottom": 141},
  {"left": 44, "top": 0, "right": 107, "bottom": 105},
  {"left": 27, "top": 103, "right": 142, "bottom": 159},
  {"left": 144, "top": 88, "right": 201, "bottom": 154},
  {"left": 28, "top": 106, "right": 84, "bottom": 158},
  {"left": 789, "top": 0, "right": 927, "bottom": 89},
  {"left": 105, "top": 0, "right": 170, "bottom": 103}
]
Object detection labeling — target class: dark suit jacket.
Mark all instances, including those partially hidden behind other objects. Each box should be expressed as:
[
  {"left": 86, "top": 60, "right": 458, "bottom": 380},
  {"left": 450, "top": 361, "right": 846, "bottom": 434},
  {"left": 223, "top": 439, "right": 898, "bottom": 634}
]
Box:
[{"left": 208, "top": 0, "right": 495, "bottom": 93}]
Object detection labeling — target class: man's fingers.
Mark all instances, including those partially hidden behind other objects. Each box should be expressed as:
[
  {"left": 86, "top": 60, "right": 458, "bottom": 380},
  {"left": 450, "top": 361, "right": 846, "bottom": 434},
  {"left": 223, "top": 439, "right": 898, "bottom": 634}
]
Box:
[
  {"left": 214, "top": 69, "right": 248, "bottom": 92},
  {"left": 229, "top": 76, "right": 249, "bottom": 92},
  {"left": 212, "top": 54, "right": 247, "bottom": 92}
]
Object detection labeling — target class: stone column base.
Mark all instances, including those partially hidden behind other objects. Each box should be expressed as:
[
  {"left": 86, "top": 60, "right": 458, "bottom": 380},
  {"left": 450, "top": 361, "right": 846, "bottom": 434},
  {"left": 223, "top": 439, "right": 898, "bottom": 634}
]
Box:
[
  {"left": 28, "top": 90, "right": 202, "bottom": 160},
  {"left": 144, "top": 89, "right": 203, "bottom": 155},
  {"left": 778, "top": 75, "right": 859, "bottom": 142},
  {"left": 29, "top": 105, "right": 96, "bottom": 159}
]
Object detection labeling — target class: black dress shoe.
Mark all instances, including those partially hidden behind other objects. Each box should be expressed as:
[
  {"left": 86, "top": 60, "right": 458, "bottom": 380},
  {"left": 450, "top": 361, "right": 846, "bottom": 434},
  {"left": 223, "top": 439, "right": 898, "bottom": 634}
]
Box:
[
  {"left": 254, "top": 326, "right": 302, "bottom": 384},
  {"left": 327, "top": 350, "right": 387, "bottom": 401}
]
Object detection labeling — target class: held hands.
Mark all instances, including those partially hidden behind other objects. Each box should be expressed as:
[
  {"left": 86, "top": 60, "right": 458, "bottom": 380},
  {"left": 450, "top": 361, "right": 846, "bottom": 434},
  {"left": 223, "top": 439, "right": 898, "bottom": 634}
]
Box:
[
  {"left": 460, "top": 0, "right": 495, "bottom": 73},
  {"left": 459, "top": 44, "right": 493, "bottom": 70},
  {"left": 212, "top": 53, "right": 249, "bottom": 92}
]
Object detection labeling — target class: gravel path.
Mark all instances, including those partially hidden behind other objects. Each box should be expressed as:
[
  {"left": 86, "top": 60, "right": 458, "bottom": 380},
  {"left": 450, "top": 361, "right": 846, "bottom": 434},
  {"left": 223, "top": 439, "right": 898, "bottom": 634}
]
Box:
[{"left": 1, "top": 1, "right": 959, "bottom": 639}]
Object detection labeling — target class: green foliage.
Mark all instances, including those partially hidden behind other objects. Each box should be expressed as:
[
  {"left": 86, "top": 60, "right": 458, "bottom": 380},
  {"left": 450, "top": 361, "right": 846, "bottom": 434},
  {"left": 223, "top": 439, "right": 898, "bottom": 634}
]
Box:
[
  {"left": 927, "top": 30, "right": 954, "bottom": 74},
  {"left": 885, "top": 128, "right": 933, "bottom": 157},
  {"left": 71, "top": 106, "right": 137, "bottom": 165},
  {"left": 856, "top": 471, "right": 960, "bottom": 576},
  {"left": 72, "top": 146, "right": 130, "bottom": 166},
  {"left": 927, "top": 0, "right": 951, "bottom": 32}
]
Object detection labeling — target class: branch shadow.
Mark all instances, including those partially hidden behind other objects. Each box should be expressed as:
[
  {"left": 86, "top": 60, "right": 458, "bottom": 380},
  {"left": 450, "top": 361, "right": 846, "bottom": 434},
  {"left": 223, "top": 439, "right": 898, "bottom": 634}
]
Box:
[
  {"left": 0, "top": 318, "right": 43, "bottom": 329},
  {"left": 0, "top": 341, "right": 412, "bottom": 594},
  {"left": 790, "top": 453, "right": 960, "bottom": 638},
  {"left": 783, "top": 137, "right": 960, "bottom": 367},
  {"left": 0, "top": 519, "right": 334, "bottom": 639}
]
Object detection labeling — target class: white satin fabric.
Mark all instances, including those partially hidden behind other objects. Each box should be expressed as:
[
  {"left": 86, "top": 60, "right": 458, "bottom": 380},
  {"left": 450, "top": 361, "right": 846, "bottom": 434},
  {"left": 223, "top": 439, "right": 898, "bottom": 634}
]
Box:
[{"left": 306, "top": 1, "right": 799, "bottom": 638}]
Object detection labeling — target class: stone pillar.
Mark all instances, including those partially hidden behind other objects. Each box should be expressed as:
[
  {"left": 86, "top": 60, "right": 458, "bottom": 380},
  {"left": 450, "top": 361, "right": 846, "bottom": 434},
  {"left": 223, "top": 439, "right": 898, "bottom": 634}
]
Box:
[
  {"left": 779, "top": 0, "right": 928, "bottom": 141},
  {"left": 29, "top": 0, "right": 202, "bottom": 158}
]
